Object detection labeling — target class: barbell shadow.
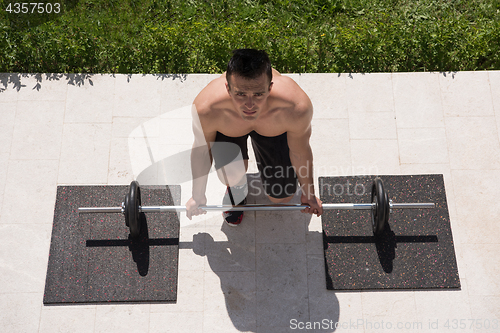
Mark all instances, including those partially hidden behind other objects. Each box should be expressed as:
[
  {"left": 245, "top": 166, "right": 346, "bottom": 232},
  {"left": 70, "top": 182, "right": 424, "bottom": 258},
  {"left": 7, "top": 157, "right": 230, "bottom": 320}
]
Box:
[
  {"left": 85, "top": 212, "right": 179, "bottom": 277},
  {"left": 323, "top": 223, "right": 439, "bottom": 273}
]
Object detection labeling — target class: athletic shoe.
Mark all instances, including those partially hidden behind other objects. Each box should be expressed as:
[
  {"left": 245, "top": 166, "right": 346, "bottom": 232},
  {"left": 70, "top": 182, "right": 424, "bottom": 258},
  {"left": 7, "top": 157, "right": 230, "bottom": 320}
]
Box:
[{"left": 223, "top": 186, "right": 247, "bottom": 227}]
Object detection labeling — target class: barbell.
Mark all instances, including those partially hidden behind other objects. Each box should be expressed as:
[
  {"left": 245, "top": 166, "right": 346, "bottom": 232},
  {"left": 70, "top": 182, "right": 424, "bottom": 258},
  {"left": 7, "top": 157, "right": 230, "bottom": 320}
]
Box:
[{"left": 78, "top": 178, "right": 435, "bottom": 238}]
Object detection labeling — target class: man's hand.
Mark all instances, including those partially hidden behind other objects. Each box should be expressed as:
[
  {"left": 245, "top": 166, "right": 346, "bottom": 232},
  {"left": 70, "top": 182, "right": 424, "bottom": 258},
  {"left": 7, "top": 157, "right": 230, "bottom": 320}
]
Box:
[
  {"left": 186, "top": 196, "right": 208, "bottom": 220},
  {"left": 300, "top": 193, "right": 323, "bottom": 217}
]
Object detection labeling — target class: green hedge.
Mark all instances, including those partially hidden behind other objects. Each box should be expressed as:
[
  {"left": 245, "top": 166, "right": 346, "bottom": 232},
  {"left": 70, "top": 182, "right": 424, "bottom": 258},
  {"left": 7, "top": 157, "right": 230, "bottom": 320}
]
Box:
[{"left": 1, "top": 0, "right": 499, "bottom": 73}]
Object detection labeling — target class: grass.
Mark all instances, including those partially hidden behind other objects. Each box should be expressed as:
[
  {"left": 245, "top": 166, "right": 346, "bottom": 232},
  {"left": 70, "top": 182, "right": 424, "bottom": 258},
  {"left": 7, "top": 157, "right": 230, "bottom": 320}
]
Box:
[{"left": 0, "top": 0, "right": 499, "bottom": 73}]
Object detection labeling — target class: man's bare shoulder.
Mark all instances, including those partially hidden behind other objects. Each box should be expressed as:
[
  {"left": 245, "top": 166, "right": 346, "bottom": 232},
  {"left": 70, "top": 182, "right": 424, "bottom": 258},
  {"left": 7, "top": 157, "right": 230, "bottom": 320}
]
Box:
[
  {"left": 272, "top": 74, "right": 312, "bottom": 117},
  {"left": 193, "top": 75, "right": 229, "bottom": 116}
]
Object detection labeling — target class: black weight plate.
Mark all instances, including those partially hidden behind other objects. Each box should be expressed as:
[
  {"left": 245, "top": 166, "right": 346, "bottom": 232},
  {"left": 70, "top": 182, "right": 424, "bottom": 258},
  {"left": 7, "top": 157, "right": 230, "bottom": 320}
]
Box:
[
  {"left": 127, "top": 181, "right": 141, "bottom": 238},
  {"left": 124, "top": 190, "right": 130, "bottom": 227},
  {"left": 371, "top": 177, "right": 389, "bottom": 235}
]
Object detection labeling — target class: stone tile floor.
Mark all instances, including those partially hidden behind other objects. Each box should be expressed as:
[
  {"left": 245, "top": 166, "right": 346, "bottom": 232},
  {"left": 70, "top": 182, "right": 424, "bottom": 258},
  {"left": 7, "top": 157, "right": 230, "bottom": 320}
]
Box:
[{"left": 0, "top": 71, "right": 499, "bottom": 332}]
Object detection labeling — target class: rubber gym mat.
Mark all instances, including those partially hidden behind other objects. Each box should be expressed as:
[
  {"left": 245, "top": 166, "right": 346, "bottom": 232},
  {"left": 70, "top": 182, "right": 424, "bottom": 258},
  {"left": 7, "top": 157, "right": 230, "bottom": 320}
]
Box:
[
  {"left": 320, "top": 174, "right": 460, "bottom": 291},
  {"left": 43, "top": 185, "right": 180, "bottom": 304}
]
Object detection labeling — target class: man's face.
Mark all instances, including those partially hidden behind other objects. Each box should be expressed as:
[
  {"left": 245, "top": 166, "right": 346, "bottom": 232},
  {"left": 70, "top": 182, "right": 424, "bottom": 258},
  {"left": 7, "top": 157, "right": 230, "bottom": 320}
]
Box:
[{"left": 226, "top": 72, "right": 273, "bottom": 121}]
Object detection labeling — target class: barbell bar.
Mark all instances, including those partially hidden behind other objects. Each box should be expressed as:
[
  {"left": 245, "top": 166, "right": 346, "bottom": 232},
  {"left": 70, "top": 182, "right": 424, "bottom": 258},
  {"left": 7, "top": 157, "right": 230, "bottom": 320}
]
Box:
[
  {"left": 78, "top": 203, "right": 373, "bottom": 213},
  {"left": 78, "top": 178, "right": 435, "bottom": 238},
  {"left": 78, "top": 203, "right": 434, "bottom": 213}
]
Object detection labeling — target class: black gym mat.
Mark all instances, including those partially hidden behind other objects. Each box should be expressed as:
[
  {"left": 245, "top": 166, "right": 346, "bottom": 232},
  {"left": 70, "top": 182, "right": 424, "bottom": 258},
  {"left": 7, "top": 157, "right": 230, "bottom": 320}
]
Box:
[
  {"left": 320, "top": 174, "right": 460, "bottom": 291},
  {"left": 43, "top": 185, "right": 180, "bottom": 304}
]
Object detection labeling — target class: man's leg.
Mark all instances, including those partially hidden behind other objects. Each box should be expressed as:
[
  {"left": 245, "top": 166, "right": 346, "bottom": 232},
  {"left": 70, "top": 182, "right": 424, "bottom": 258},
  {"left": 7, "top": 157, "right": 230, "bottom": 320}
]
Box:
[
  {"left": 250, "top": 131, "right": 298, "bottom": 205},
  {"left": 210, "top": 133, "right": 250, "bottom": 226},
  {"left": 216, "top": 159, "right": 249, "bottom": 226},
  {"left": 216, "top": 159, "right": 249, "bottom": 205},
  {"left": 216, "top": 159, "right": 295, "bottom": 204},
  {"left": 216, "top": 159, "right": 249, "bottom": 187}
]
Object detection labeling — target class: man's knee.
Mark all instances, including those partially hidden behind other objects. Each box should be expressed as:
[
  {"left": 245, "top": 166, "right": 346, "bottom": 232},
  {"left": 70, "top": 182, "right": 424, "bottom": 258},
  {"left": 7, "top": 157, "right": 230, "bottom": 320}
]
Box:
[
  {"left": 268, "top": 195, "right": 294, "bottom": 204},
  {"left": 263, "top": 179, "right": 297, "bottom": 203},
  {"left": 216, "top": 160, "right": 249, "bottom": 186}
]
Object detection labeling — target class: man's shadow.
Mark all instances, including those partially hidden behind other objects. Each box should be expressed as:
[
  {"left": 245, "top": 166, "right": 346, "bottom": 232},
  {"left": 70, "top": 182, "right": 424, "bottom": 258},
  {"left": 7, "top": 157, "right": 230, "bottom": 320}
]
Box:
[{"left": 190, "top": 174, "right": 340, "bottom": 332}]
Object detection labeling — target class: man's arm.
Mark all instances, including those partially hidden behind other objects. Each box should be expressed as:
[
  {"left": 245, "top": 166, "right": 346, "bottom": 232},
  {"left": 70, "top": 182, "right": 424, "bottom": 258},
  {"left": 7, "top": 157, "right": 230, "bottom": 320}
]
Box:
[
  {"left": 187, "top": 103, "right": 217, "bottom": 219},
  {"left": 288, "top": 123, "right": 314, "bottom": 198},
  {"left": 286, "top": 101, "right": 323, "bottom": 216},
  {"left": 191, "top": 104, "right": 213, "bottom": 197}
]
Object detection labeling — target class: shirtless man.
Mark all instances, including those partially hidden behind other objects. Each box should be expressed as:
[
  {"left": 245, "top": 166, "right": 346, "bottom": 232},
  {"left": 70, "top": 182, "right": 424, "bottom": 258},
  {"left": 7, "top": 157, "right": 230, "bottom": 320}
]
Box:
[{"left": 186, "top": 49, "right": 323, "bottom": 225}]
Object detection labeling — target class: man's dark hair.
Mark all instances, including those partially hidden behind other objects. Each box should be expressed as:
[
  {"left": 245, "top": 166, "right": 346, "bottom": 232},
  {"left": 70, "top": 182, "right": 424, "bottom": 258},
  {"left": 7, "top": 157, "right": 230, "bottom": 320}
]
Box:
[{"left": 226, "top": 49, "right": 272, "bottom": 87}]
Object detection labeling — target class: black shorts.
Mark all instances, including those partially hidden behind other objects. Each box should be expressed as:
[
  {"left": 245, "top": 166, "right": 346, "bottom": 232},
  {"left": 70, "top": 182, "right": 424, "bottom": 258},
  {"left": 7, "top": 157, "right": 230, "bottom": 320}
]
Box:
[{"left": 211, "top": 131, "right": 298, "bottom": 199}]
